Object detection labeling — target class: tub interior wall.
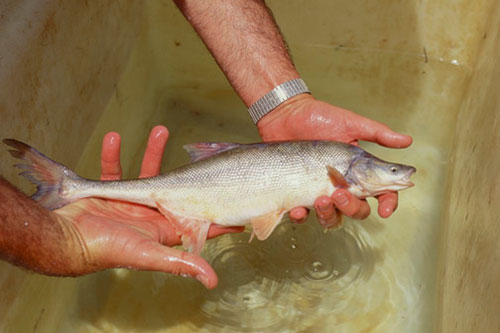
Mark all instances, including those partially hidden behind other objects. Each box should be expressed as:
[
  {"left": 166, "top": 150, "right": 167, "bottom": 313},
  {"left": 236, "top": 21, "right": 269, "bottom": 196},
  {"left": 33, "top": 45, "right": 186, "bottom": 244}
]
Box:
[
  {"left": 437, "top": 1, "right": 500, "bottom": 331},
  {"left": 0, "top": 2, "right": 142, "bottom": 332},
  {"left": 0, "top": 1, "right": 498, "bottom": 332}
]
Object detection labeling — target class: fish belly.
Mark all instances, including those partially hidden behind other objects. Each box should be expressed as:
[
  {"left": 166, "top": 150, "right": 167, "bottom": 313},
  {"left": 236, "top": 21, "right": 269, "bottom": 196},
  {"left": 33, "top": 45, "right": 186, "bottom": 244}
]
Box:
[{"left": 154, "top": 176, "right": 334, "bottom": 227}]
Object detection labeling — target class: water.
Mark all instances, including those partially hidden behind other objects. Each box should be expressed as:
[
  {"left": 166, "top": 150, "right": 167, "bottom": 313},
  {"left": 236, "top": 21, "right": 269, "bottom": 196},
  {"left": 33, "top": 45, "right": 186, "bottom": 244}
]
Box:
[
  {"left": 69, "top": 217, "right": 417, "bottom": 332},
  {"left": 195, "top": 220, "right": 376, "bottom": 331},
  {"left": 65, "top": 1, "right": 467, "bottom": 331},
  {"left": 67, "top": 50, "right": 453, "bottom": 333}
]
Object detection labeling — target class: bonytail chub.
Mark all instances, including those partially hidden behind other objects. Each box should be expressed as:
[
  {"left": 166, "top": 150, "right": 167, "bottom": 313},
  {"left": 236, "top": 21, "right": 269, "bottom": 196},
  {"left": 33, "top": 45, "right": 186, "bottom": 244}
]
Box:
[{"left": 4, "top": 139, "right": 416, "bottom": 254}]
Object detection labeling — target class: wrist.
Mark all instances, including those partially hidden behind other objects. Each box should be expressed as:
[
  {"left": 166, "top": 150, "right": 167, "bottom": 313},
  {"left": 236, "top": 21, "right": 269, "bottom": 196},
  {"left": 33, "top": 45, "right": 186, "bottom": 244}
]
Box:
[
  {"left": 248, "top": 78, "right": 311, "bottom": 124},
  {"left": 48, "top": 214, "right": 96, "bottom": 276},
  {"left": 257, "top": 93, "right": 314, "bottom": 129}
]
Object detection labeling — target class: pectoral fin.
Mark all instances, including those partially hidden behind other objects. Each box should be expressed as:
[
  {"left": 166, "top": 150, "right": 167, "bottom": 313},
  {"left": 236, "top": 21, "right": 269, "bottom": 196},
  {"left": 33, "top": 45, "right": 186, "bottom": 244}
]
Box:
[
  {"left": 327, "top": 166, "right": 349, "bottom": 188},
  {"left": 250, "top": 210, "right": 285, "bottom": 241},
  {"left": 156, "top": 202, "right": 211, "bottom": 255}
]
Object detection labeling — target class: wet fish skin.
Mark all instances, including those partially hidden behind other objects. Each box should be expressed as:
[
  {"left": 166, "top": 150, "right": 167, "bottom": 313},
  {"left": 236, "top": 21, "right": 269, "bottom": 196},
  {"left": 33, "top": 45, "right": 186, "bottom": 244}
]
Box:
[{"left": 4, "top": 139, "right": 416, "bottom": 254}]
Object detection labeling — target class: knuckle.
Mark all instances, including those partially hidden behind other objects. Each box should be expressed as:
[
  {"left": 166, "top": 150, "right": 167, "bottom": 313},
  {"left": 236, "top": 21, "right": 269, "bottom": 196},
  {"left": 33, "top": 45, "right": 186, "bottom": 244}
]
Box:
[{"left": 340, "top": 201, "right": 360, "bottom": 217}]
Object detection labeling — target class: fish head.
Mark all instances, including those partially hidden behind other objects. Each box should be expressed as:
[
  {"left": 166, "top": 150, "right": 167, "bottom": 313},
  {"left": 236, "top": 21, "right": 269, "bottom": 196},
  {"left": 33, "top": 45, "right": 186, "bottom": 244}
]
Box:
[{"left": 346, "top": 152, "right": 416, "bottom": 197}]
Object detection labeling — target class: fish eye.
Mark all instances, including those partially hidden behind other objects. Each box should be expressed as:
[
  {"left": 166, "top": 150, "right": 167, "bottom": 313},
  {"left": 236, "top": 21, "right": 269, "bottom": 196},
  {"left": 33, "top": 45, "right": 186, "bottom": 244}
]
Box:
[{"left": 390, "top": 166, "right": 398, "bottom": 173}]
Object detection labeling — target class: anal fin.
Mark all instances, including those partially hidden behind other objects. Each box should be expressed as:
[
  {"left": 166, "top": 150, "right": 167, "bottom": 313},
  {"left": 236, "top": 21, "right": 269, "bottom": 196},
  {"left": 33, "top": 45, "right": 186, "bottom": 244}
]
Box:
[
  {"left": 250, "top": 210, "right": 285, "bottom": 241},
  {"left": 156, "top": 202, "right": 211, "bottom": 255}
]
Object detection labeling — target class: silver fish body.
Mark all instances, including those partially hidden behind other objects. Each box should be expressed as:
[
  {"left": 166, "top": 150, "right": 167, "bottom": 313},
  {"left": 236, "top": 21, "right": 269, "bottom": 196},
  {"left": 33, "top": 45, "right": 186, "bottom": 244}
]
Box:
[
  {"left": 77, "top": 142, "right": 356, "bottom": 223},
  {"left": 4, "top": 139, "right": 416, "bottom": 253}
]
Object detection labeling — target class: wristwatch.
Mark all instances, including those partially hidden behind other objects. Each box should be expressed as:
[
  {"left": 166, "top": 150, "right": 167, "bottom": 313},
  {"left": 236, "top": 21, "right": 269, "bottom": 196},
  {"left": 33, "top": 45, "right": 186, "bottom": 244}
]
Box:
[{"left": 247, "top": 78, "right": 311, "bottom": 124}]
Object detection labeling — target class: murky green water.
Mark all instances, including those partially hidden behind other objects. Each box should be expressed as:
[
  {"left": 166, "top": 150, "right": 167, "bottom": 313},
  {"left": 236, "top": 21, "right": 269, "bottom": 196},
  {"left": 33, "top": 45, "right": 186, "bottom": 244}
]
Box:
[{"left": 59, "top": 1, "right": 469, "bottom": 332}]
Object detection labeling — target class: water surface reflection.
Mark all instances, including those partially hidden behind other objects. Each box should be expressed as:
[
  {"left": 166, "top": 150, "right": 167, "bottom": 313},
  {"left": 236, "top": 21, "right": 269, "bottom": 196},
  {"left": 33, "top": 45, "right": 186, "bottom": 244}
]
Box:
[{"left": 191, "top": 219, "right": 382, "bottom": 331}]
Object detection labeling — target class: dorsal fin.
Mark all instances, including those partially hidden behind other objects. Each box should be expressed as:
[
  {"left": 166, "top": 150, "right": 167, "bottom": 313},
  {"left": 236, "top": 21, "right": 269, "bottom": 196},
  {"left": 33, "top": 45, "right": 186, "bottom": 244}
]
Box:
[{"left": 183, "top": 142, "right": 241, "bottom": 162}]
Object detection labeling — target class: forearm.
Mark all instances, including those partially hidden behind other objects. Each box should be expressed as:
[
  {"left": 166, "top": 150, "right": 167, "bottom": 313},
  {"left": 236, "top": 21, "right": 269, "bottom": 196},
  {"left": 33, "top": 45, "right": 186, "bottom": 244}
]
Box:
[
  {"left": 0, "top": 177, "right": 89, "bottom": 276},
  {"left": 174, "top": 0, "right": 300, "bottom": 107}
]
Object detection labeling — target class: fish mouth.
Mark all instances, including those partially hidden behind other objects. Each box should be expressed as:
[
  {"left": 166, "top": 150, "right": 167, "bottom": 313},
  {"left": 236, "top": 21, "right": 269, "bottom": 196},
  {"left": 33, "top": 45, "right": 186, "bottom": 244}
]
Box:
[{"left": 396, "top": 167, "right": 416, "bottom": 187}]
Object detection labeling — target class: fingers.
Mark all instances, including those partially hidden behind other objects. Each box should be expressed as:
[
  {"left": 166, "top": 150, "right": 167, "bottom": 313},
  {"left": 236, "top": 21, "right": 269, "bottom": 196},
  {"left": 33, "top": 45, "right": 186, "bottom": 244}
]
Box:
[
  {"left": 289, "top": 207, "right": 309, "bottom": 224},
  {"left": 377, "top": 192, "right": 398, "bottom": 218},
  {"left": 140, "top": 126, "right": 169, "bottom": 178},
  {"left": 101, "top": 132, "right": 122, "bottom": 180},
  {"left": 207, "top": 225, "right": 245, "bottom": 239},
  {"left": 331, "top": 189, "right": 370, "bottom": 220},
  {"left": 314, "top": 196, "right": 342, "bottom": 229},
  {"left": 290, "top": 191, "right": 371, "bottom": 228},
  {"left": 351, "top": 116, "right": 413, "bottom": 148},
  {"left": 287, "top": 205, "right": 342, "bottom": 229},
  {"left": 123, "top": 242, "right": 219, "bottom": 289}
]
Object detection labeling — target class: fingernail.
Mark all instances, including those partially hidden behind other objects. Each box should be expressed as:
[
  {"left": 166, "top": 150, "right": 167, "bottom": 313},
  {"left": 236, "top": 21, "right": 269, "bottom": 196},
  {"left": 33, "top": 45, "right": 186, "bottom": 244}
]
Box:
[
  {"left": 382, "top": 206, "right": 394, "bottom": 217},
  {"left": 153, "top": 129, "right": 165, "bottom": 139},
  {"left": 333, "top": 192, "right": 349, "bottom": 207},
  {"left": 318, "top": 204, "right": 330, "bottom": 212},
  {"left": 106, "top": 132, "right": 120, "bottom": 145}
]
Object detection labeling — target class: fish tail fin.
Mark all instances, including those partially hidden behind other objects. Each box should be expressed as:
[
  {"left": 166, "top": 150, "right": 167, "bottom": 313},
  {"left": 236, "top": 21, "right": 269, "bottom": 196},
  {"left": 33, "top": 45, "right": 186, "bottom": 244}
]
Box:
[{"left": 3, "top": 139, "right": 81, "bottom": 210}]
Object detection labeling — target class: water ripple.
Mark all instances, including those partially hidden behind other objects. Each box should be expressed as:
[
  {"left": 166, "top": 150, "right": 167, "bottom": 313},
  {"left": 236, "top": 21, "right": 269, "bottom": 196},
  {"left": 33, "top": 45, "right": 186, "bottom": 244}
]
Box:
[{"left": 194, "top": 218, "right": 381, "bottom": 332}]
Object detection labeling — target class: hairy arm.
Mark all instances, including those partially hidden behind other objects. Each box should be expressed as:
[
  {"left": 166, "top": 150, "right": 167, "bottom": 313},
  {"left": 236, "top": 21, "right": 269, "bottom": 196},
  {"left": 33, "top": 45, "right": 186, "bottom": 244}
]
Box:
[
  {"left": 174, "top": 0, "right": 299, "bottom": 106},
  {"left": 175, "top": 1, "right": 412, "bottom": 223},
  {"left": 0, "top": 177, "right": 89, "bottom": 275}
]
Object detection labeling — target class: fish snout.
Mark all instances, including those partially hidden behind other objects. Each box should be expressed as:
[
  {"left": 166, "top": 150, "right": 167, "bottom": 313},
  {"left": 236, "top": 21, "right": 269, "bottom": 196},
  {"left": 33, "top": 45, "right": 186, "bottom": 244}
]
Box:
[{"left": 401, "top": 166, "right": 417, "bottom": 187}]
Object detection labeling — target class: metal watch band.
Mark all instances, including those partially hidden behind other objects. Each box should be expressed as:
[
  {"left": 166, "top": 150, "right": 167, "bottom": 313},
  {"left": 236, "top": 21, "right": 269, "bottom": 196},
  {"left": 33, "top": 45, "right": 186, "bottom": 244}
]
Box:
[{"left": 248, "top": 78, "right": 311, "bottom": 124}]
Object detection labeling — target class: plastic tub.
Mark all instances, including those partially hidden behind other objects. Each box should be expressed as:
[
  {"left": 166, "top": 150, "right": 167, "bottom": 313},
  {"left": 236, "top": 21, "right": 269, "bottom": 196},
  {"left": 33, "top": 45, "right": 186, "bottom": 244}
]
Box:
[{"left": 1, "top": 1, "right": 499, "bottom": 332}]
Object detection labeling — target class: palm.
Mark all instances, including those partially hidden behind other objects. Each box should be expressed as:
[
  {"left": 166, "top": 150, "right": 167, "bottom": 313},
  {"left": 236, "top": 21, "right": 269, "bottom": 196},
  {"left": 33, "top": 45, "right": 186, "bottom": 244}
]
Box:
[
  {"left": 56, "top": 197, "right": 177, "bottom": 250},
  {"left": 286, "top": 103, "right": 355, "bottom": 142},
  {"left": 56, "top": 197, "right": 231, "bottom": 252}
]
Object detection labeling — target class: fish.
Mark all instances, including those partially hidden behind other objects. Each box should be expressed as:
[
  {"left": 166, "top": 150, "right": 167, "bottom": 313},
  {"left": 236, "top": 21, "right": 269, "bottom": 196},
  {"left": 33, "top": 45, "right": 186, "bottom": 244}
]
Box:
[{"left": 3, "top": 139, "right": 416, "bottom": 254}]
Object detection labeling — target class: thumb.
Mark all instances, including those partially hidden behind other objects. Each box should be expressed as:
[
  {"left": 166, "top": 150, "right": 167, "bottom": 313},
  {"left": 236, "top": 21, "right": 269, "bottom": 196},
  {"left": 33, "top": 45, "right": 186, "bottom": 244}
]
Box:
[
  {"left": 351, "top": 116, "right": 413, "bottom": 148},
  {"left": 113, "top": 242, "right": 218, "bottom": 289},
  {"left": 375, "top": 129, "right": 413, "bottom": 148}
]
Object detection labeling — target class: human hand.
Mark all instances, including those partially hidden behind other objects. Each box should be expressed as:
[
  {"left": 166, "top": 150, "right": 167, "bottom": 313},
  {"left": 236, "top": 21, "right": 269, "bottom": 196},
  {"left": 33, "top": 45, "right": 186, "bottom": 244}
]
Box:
[
  {"left": 53, "top": 126, "right": 242, "bottom": 288},
  {"left": 257, "top": 94, "right": 413, "bottom": 227}
]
